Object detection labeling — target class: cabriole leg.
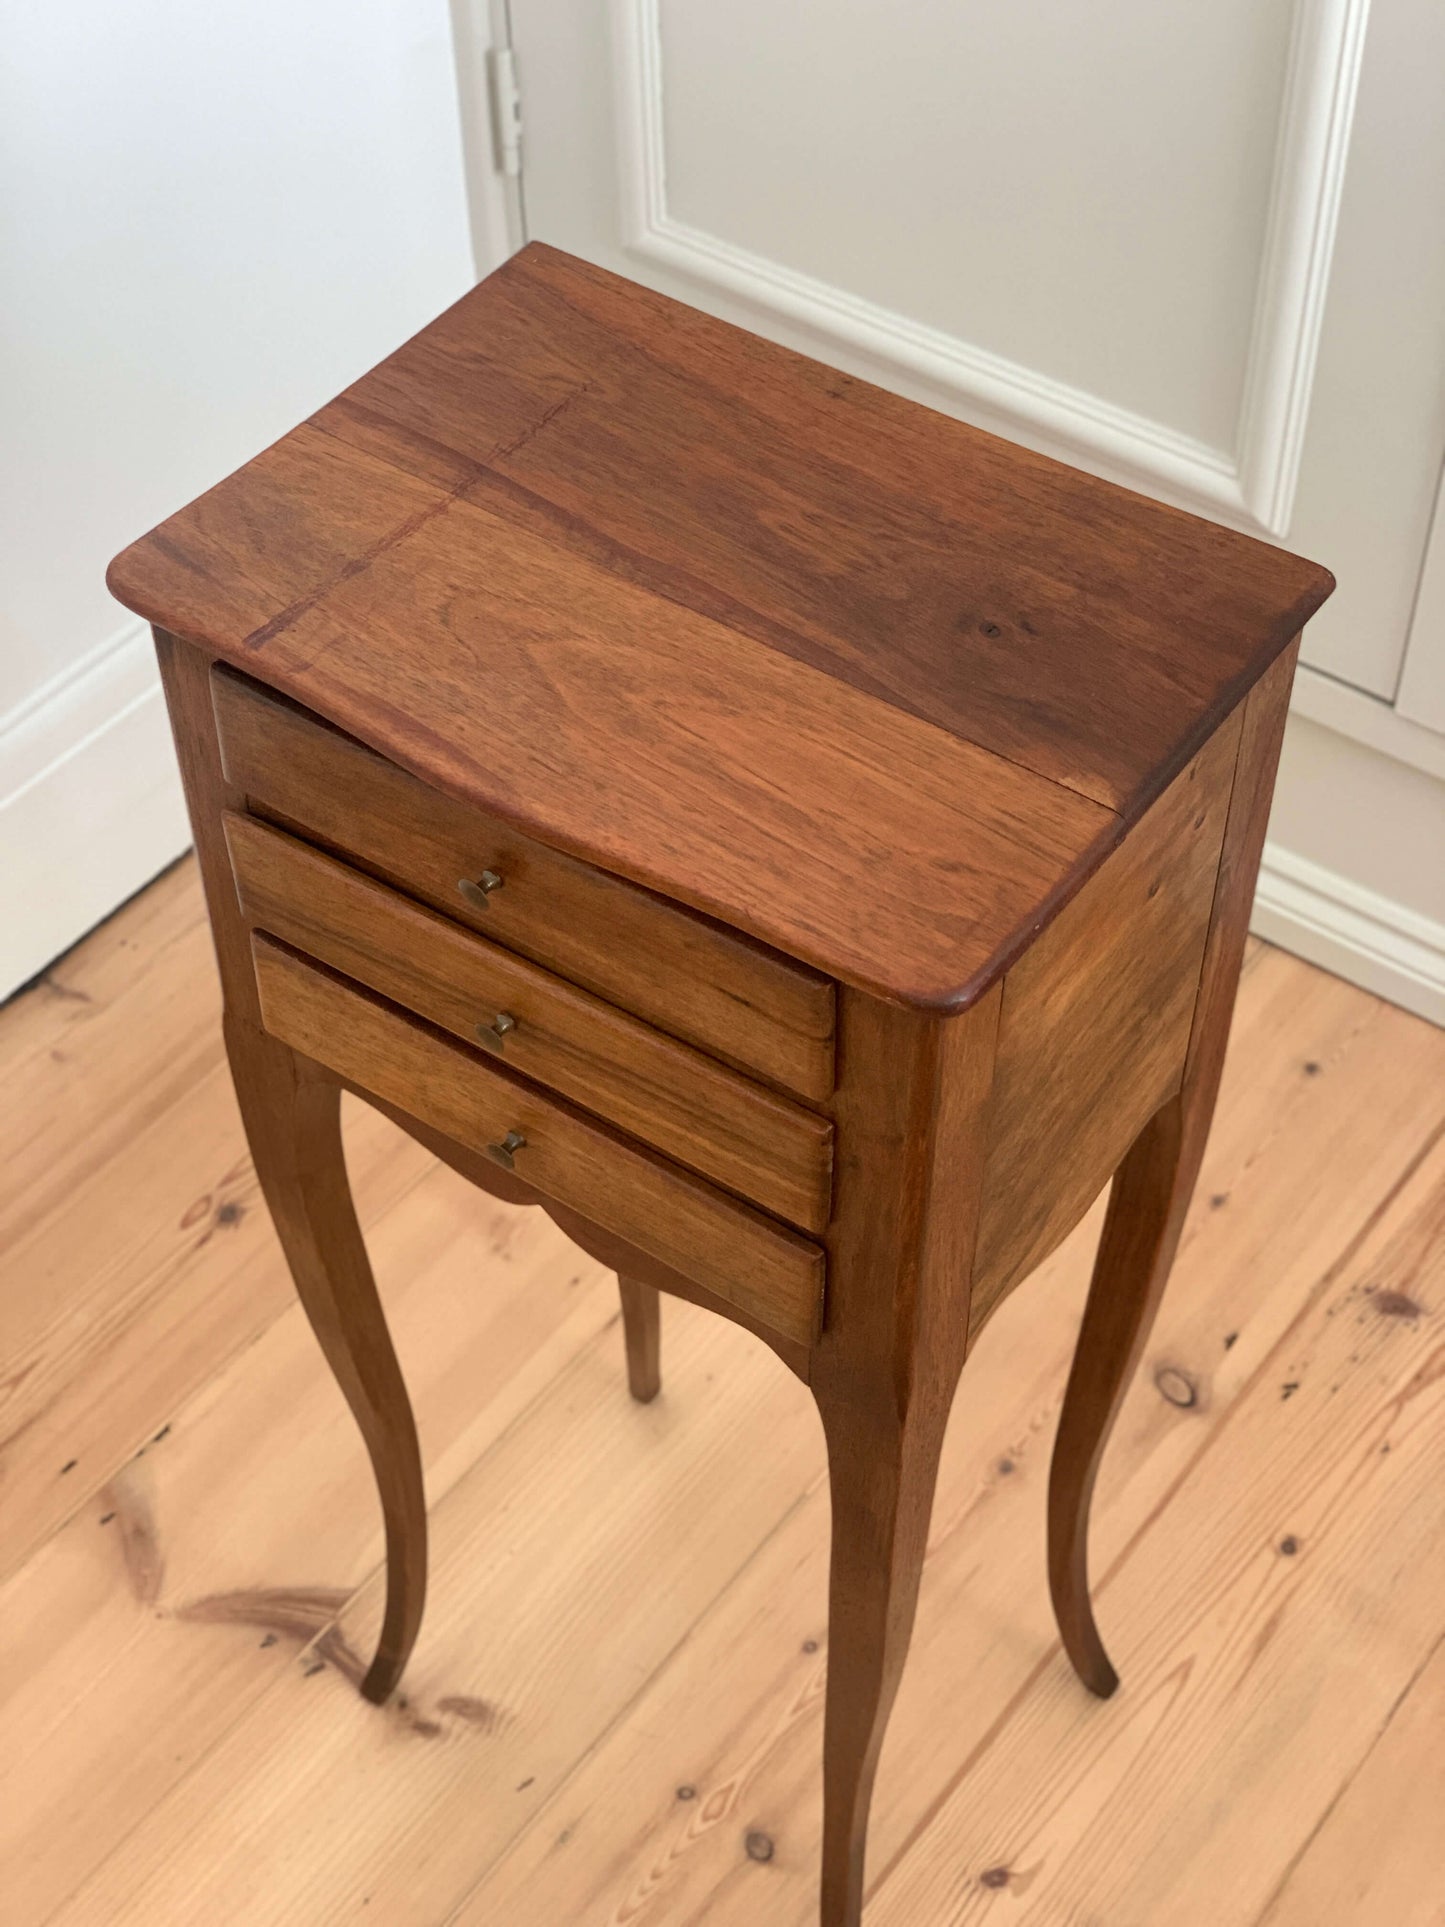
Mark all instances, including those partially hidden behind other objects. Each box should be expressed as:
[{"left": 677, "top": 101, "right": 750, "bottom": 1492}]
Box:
[{"left": 226, "top": 1014, "right": 426, "bottom": 1703}]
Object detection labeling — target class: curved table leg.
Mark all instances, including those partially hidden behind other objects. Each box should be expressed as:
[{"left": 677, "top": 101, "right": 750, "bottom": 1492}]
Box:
[
  {"left": 226, "top": 1013, "right": 426, "bottom": 1703},
  {"left": 617, "top": 1276, "right": 661, "bottom": 1402},
  {"left": 1047, "top": 641, "right": 1295, "bottom": 1696},
  {"left": 1047, "top": 1095, "right": 1194, "bottom": 1696},
  {"left": 813, "top": 1384, "right": 951, "bottom": 1926}
]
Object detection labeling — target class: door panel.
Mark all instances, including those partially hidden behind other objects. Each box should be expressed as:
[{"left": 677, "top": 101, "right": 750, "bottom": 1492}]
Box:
[
  {"left": 658, "top": 0, "right": 1293, "bottom": 450},
  {"left": 1396, "top": 461, "right": 1445, "bottom": 734},
  {"left": 510, "top": 0, "right": 1445, "bottom": 710}
]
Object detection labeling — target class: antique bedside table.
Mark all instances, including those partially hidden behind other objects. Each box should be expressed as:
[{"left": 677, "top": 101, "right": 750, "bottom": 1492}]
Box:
[{"left": 108, "top": 243, "right": 1333, "bottom": 1925}]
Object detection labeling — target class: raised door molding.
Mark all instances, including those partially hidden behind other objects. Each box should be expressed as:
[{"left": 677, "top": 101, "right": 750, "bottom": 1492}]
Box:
[
  {"left": 613, "top": 0, "right": 1371, "bottom": 535},
  {"left": 1396, "top": 456, "right": 1445, "bottom": 735}
]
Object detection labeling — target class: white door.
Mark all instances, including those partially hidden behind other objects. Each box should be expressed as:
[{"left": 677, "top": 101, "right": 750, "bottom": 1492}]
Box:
[{"left": 504, "top": 0, "right": 1445, "bottom": 1019}]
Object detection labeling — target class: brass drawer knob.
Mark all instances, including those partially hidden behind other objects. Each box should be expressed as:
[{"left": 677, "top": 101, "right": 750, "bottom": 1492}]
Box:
[
  {"left": 476, "top": 1010, "right": 517, "bottom": 1051},
  {"left": 458, "top": 869, "right": 504, "bottom": 910},
  {"left": 486, "top": 1128, "right": 527, "bottom": 1170}
]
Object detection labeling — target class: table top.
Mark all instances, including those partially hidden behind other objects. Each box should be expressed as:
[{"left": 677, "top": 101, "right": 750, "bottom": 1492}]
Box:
[{"left": 109, "top": 243, "right": 1332, "bottom": 1009}]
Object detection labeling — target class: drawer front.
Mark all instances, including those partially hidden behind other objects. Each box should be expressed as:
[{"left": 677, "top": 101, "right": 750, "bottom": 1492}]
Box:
[
  {"left": 251, "top": 937, "right": 825, "bottom": 1347},
  {"left": 226, "top": 812, "right": 833, "bottom": 1232},
  {"left": 214, "top": 668, "right": 835, "bottom": 1102}
]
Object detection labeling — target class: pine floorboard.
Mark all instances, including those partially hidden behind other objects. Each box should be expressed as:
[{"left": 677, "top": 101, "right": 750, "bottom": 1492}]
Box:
[{"left": 2, "top": 858, "right": 1441, "bottom": 1925}]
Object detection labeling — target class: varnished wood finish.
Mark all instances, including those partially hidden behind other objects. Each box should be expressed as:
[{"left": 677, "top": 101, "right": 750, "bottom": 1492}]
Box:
[
  {"left": 188, "top": 553, "right": 1120, "bottom": 1010},
  {"left": 617, "top": 1279, "right": 662, "bottom": 1405},
  {"left": 811, "top": 986, "right": 1001, "bottom": 1924},
  {"left": 154, "top": 632, "right": 428, "bottom": 1699},
  {"left": 109, "top": 246, "right": 1337, "bottom": 1927},
  {"left": 223, "top": 1018, "right": 426, "bottom": 1703},
  {"left": 1047, "top": 643, "right": 1300, "bottom": 1698},
  {"left": 214, "top": 669, "right": 837, "bottom": 1099},
  {"left": 224, "top": 812, "right": 833, "bottom": 1229},
  {"left": 357, "top": 1085, "right": 816, "bottom": 1386},
  {"left": 969, "top": 716, "right": 1241, "bottom": 1336},
  {"left": 251, "top": 938, "right": 827, "bottom": 1349}
]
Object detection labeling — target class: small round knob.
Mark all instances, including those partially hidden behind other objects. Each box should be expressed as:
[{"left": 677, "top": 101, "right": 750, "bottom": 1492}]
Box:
[
  {"left": 476, "top": 1011, "right": 517, "bottom": 1051},
  {"left": 486, "top": 1128, "right": 527, "bottom": 1170},
  {"left": 458, "top": 869, "right": 504, "bottom": 910}
]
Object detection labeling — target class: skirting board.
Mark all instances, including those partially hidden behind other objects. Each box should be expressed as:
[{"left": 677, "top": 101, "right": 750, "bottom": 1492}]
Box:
[
  {"left": 1253, "top": 841, "right": 1445, "bottom": 1028},
  {"left": 0, "top": 621, "right": 190, "bottom": 1002}
]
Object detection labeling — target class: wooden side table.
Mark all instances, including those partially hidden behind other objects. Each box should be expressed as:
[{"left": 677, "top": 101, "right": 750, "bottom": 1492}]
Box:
[{"left": 108, "top": 243, "right": 1333, "bottom": 1925}]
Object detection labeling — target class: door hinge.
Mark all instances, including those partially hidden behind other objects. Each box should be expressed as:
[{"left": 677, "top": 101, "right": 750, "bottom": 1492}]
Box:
[{"left": 489, "top": 45, "right": 523, "bottom": 178}]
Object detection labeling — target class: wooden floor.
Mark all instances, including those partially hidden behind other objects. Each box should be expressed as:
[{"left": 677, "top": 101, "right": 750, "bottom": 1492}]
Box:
[{"left": 2, "top": 859, "right": 1443, "bottom": 1927}]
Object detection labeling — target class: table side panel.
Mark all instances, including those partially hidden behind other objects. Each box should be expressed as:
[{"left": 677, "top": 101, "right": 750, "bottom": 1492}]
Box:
[{"left": 968, "top": 710, "right": 1245, "bottom": 1340}]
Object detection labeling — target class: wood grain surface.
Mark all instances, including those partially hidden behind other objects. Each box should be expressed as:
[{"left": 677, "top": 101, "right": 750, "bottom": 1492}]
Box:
[
  {"left": 251, "top": 936, "right": 827, "bottom": 1347},
  {"left": 105, "top": 244, "right": 1333, "bottom": 1008},
  {"left": 356, "top": 1084, "right": 817, "bottom": 1387},
  {"left": 214, "top": 667, "right": 837, "bottom": 1097},
  {"left": 969, "top": 713, "right": 1242, "bottom": 1334},
  {"left": 225, "top": 812, "right": 834, "bottom": 1230},
  {"left": 191, "top": 517, "right": 1118, "bottom": 1009},
  {"left": 4, "top": 865, "right": 1440, "bottom": 1926},
  {"left": 154, "top": 631, "right": 434, "bottom": 1699},
  {"left": 810, "top": 985, "right": 1002, "bottom": 1921},
  {"left": 1042, "top": 643, "right": 1304, "bottom": 1696}
]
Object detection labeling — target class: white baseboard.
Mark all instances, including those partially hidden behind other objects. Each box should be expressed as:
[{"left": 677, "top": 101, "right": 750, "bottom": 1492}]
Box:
[
  {"left": 1253, "top": 841, "right": 1445, "bottom": 1027},
  {"left": 0, "top": 621, "right": 191, "bottom": 1001}
]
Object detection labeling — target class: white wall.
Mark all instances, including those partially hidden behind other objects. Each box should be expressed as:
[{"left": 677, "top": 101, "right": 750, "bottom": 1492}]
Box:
[
  {"left": 0, "top": 0, "right": 484, "bottom": 996},
  {"left": 1256, "top": 713, "right": 1445, "bottom": 1027}
]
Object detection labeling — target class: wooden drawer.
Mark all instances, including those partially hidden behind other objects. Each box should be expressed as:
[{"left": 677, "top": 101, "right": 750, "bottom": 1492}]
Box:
[
  {"left": 225, "top": 812, "right": 833, "bottom": 1232},
  {"left": 251, "top": 936, "right": 825, "bottom": 1347},
  {"left": 213, "top": 668, "right": 835, "bottom": 1102}
]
